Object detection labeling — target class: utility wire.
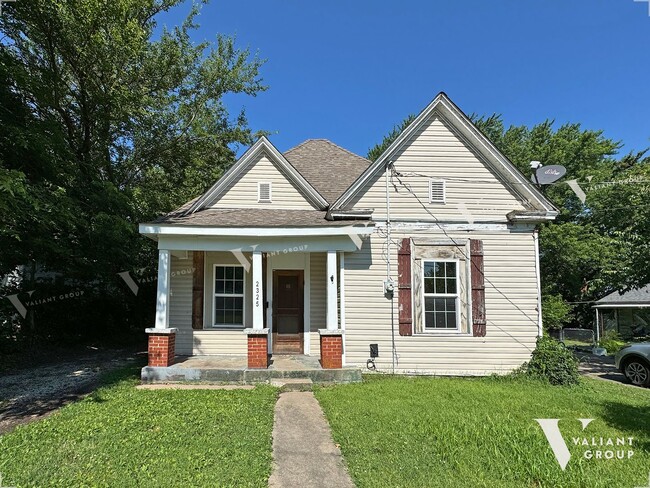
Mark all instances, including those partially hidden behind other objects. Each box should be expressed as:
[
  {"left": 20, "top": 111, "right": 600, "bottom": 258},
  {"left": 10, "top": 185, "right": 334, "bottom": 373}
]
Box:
[{"left": 388, "top": 166, "right": 541, "bottom": 352}]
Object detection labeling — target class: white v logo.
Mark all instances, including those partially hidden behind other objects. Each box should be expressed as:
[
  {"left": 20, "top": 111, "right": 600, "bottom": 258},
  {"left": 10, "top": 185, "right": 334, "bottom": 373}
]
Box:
[{"left": 535, "top": 418, "right": 594, "bottom": 470}]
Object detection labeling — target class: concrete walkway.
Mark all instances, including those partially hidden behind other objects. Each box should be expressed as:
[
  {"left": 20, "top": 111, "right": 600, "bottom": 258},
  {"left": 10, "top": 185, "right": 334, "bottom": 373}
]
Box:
[{"left": 268, "top": 391, "right": 355, "bottom": 488}]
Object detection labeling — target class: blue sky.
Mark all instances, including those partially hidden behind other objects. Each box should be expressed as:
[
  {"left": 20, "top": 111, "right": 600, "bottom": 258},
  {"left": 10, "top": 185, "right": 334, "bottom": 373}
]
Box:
[{"left": 160, "top": 0, "right": 650, "bottom": 158}]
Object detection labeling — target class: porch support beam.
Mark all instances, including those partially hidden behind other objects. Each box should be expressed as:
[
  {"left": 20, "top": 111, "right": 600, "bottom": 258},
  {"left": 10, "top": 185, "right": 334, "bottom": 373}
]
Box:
[
  {"left": 154, "top": 249, "right": 171, "bottom": 329},
  {"left": 326, "top": 250, "right": 338, "bottom": 330},
  {"left": 252, "top": 251, "right": 264, "bottom": 330}
]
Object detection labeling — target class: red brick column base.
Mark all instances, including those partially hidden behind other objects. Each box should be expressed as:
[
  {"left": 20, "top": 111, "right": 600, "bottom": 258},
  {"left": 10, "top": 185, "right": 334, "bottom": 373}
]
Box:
[
  {"left": 244, "top": 329, "right": 270, "bottom": 369},
  {"left": 319, "top": 330, "right": 343, "bottom": 369},
  {"left": 145, "top": 328, "right": 178, "bottom": 367}
]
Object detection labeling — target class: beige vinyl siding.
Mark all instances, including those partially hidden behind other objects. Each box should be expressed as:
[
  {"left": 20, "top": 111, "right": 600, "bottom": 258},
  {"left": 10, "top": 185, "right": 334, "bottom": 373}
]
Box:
[
  {"left": 209, "top": 151, "right": 316, "bottom": 210},
  {"left": 344, "top": 228, "right": 539, "bottom": 375},
  {"left": 169, "top": 252, "right": 247, "bottom": 356},
  {"left": 348, "top": 112, "right": 527, "bottom": 221},
  {"left": 309, "top": 252, "right": 327, "bottom": 357}
]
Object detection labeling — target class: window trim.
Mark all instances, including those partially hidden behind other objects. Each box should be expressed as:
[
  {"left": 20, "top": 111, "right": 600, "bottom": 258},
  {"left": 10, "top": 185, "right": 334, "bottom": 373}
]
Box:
[
  {"left": 428, "top": 178, "right": 446, "bottom": 204},
  {"left": 421, "top": 258, "right": 461, "bottom": 333},
  {"left": 258, "top": 181, "right": 272, "bottom": 203},
  {"left": 211, "top": 264, "right": 246, "bottom": 329}
]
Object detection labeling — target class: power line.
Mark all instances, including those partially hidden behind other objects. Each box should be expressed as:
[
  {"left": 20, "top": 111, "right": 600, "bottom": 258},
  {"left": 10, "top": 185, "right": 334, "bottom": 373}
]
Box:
[{"left": 388, "top": 166, "right": 543, "bottom": 351}]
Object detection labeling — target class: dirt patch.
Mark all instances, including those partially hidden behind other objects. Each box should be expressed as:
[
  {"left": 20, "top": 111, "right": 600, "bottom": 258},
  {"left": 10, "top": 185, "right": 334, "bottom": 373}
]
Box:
[{"left": 0, "top": 347, "right": 143, "bottom": 434}]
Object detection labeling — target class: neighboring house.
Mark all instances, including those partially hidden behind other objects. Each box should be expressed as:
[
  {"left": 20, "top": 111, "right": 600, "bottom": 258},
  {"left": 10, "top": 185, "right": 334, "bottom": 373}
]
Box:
[
  {"left": 139, "top": 92, "right": 558, "bottom": 375},
  {"left": 594, "top": 285, "right": 650, "bottom": 340}
]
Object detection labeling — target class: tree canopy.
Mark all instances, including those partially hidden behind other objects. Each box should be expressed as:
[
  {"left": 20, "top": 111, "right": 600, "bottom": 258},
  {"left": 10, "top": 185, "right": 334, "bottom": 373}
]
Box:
[{"left": 0, "top": 0, "right": 266, "bottom": 346}]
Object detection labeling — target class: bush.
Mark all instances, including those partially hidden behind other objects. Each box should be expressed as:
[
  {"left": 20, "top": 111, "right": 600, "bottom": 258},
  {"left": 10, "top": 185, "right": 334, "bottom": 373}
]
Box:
[
  {"left": 598, "top": 330, "right": 626, "bottom": 355},
  {"left": 524, "top": 336, "right": 580, "bottom": 386}
]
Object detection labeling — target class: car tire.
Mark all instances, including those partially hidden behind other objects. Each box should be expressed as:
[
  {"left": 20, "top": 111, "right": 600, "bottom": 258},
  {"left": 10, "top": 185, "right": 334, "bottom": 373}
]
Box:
[{"left": 623, "top": 357, "right": 650, "bottom": 387}]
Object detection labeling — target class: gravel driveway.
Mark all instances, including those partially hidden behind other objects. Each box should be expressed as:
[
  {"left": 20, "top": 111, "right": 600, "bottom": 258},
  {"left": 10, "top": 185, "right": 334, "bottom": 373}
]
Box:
[
  {"left": 0, "top": 347, "right": 141, "bottom": 434},
  {"left": 578, "top": 353, "right": 629, "bottom": 384}
]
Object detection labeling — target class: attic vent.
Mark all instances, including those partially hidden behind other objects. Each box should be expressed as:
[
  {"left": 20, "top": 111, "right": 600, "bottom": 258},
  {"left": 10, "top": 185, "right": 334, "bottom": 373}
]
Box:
[
  {"left": 258, "top": 182, "right": 272, "bottom": 203},
  {"left": 429, "top": 179, "right": 446, "bottom": 204}
]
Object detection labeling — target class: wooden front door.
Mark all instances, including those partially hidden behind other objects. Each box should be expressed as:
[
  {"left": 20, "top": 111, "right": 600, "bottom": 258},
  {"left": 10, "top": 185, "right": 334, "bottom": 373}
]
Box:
[{"left": 272, "top": 270, "right": 304, "bottom": 354}]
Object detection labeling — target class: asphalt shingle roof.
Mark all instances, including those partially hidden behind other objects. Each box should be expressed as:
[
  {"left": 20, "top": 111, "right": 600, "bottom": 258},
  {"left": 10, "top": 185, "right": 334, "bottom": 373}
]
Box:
[
  {"left": 147, "top": 139, "right": 374, "bottom": 228},
  {"left": 149, "top": 208, "right": 369, "bottom": 228},
  {"left": 596, "top": 285, "right": 650, "bottom": 305},
  {"left": 283, "top": 139, "right": 371, "bottom": 204}
]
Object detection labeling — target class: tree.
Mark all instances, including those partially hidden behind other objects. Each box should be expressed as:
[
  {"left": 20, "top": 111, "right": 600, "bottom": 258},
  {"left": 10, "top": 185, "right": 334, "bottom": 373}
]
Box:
[{"left": 0, "top": 0, "right": 266, "bottom": 345}]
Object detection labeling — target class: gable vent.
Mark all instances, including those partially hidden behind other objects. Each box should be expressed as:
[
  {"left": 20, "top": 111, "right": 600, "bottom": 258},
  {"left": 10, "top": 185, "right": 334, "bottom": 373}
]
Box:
[
  {"left": 258, "top": 182, "right": 272, "bottom": 203},
  {"left": 428, "top": 179, "right": 446, "bottom": 204}
]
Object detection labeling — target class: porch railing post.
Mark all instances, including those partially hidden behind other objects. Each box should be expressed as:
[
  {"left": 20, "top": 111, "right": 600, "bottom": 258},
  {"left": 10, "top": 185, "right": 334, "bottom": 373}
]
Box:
[
  {"left": 252, "top": 250, "right": 264, "bottom": 330},
  {"left": 155, "top": 249, "right": 171, "bottom": 329},
  {"left": 326, "top": 250, "right": 338, "bottom": 330}
]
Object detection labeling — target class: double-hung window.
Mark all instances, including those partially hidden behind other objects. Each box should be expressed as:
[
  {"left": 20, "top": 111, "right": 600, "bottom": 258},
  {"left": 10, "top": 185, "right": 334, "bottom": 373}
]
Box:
[
  {"left": 423, "top": 260, "right": 459, "bottom": 330},
  {"left": 214, "top": 265, "right": 244, "bottom": 327}
]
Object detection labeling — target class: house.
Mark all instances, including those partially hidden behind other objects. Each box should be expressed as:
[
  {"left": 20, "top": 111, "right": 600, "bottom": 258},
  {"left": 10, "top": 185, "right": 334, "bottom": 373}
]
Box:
[
  {"left": 594, "top": 285, "right": 650, "bottom": 340},
  {"left": 138, "top": 92, "right": 558, "bottom": 377}
]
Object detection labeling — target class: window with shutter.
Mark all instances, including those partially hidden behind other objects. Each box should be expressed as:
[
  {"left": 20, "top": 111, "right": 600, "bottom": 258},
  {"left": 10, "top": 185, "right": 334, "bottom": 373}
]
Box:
[
  {"left": 428, "top": 179, "right": 446, "bottom": 204},
  {"left": 258, "top": 182, "right": 272, "bottom": 203}
]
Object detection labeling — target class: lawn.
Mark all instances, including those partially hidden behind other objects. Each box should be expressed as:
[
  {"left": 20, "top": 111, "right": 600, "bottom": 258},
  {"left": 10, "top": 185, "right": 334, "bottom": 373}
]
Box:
[
  {"left": 316, "top": 376, "right": 650, "bottom": 488},
  {"left": 0, "top": 365, "right": 277, "bottom": 487}
]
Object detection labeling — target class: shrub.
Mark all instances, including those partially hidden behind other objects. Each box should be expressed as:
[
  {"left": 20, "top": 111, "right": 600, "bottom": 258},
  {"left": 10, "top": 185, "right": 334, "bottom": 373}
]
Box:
[
  {"left": 598, "top": 330, "right": 626, "bottom": 355},
  {"left": 524, "top": 336, "right": 580, "bottom": 386}
]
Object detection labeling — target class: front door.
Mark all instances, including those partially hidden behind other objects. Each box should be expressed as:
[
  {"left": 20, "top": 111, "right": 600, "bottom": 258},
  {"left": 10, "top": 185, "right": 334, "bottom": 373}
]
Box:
[{"left": 272, "top": 270, "right": 304, "bottom": 354}]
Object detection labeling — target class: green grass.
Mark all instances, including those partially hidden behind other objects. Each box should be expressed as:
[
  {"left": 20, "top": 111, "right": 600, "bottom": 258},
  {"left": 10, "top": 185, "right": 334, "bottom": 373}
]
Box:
[
  {"left": 315, "top": 375, "right": 650, "bottom": 488},
  {"left": 0, "top": 365, "right": 277, "bottom": 487}
]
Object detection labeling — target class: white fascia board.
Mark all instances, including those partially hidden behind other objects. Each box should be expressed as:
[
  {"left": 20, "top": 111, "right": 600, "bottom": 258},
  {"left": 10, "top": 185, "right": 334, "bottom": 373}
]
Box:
[
  {"left": 507, "top": 212, "right": 560, "bottom": 222},
  {"left": 331, "top": 93, "right": 557, "bottom": 215},
  {"left": 593, "top": 303, "right": 650, "bottom": 309},
  {"left": 139, "top": 223, "right": 375, "bottom": 237},
  {"left": 188, "top": 137, "right": 328, "bottom": 213}
]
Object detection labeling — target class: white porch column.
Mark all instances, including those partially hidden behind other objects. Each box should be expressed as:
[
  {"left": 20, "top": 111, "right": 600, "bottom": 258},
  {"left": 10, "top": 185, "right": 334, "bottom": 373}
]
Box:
[
  {"left": 252, "top": 251, "right": 264, "bottom": 329},
  {"left": 154, "top": 249, "right": 171, "bottom": 329},
  {"left": 326, "top": 250, "right": 338, "bottom": 330}
]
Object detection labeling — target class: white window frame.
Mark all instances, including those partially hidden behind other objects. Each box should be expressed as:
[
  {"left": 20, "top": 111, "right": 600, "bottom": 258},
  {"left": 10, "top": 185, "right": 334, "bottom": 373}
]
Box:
[
  {"left": 212, "top": 264, "right": 246, "bottom": 328},
  {"left": 258, "top": 181, "right": 272, "bottom": 203},
  {"left": 428, "top": 178, "right": 446, "bottom": 204},
  {"left": 421, "top": 258, "right": 461, "bottom": 333}
]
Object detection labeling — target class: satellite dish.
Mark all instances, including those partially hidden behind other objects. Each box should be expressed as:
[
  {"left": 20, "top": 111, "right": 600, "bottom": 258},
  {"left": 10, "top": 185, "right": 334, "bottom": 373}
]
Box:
[{"left": 531, "top": 165, "right": 566, "bottom": 185}]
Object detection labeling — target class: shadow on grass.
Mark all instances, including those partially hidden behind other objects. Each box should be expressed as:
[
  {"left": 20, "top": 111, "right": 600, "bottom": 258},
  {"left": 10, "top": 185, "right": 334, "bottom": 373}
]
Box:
[
  {"left": 0, "top": 356, "right": 146, "bottom": 434},
  {"left": 600, "top": 401, "right": 650, "bottom": 452}
]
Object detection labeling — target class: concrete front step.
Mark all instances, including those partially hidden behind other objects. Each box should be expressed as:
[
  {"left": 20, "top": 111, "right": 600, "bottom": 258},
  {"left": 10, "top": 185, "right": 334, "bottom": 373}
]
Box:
[
  {"left": 141, "top": 366, "right": 362, "bottom": 385},
  {"left": 270, "top": 378, "right": 314, "bottom": 391}
]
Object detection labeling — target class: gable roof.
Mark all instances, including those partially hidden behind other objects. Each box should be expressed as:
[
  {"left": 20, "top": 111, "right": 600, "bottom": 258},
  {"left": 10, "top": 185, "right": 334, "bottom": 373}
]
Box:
[
  {"left": 187, "top": 136, "right": 329, "bottom": 214},
  {"left": 283, "top": 139, "right": 372, "bottom": 203},
  {"left": 595, "top": 285, "right": 650, "bottom": 307},
  {"left": 330, "top": 92, "right": 558, "bottom": 216}
]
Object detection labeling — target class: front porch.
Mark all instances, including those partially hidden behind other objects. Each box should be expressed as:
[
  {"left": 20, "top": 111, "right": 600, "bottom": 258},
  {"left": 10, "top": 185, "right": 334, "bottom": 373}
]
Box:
[
  {"left": 139, "top": 222, "right": 373, "bottom": 380},
  {"left": 141, "top": 354, "right": 362, "bottom": 384}
]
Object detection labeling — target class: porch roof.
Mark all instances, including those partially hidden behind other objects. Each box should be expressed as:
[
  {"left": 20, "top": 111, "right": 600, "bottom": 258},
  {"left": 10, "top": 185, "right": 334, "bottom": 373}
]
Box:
[
  {"left": 594, "top": 284, "right": 650, "bottom": 308},
  {"left": 146, "top": 208, "right": 371, "bottom": 228}
]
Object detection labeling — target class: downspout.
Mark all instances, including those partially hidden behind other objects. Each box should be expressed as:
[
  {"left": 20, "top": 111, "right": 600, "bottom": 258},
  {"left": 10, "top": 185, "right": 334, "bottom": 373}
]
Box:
[{"left": 533, "top": 230, "right": 543, "bottom": 337}]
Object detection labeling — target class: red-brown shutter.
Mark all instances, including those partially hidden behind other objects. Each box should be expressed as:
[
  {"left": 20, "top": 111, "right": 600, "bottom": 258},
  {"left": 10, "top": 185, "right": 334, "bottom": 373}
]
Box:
[
  {"left": 192, "top": 251, "right": 204, "bottom": 330},
  {"left": 397, "top": 238, "right": 413, "bottom": 336},
  {"left": 470, "top": 239, "right": 486, "bottom": 337}
]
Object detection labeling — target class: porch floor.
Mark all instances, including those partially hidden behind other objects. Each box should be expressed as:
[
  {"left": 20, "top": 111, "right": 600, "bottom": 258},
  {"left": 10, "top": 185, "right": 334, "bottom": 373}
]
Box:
[{"left": 141, "top": 355, "right": 362, "bottom": 384}]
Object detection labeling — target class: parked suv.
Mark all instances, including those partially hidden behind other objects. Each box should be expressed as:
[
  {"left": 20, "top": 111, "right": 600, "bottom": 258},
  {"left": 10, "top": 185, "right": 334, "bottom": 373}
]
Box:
[{"left": 615, "top": 343, "right": 650, "bottom": 387}]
